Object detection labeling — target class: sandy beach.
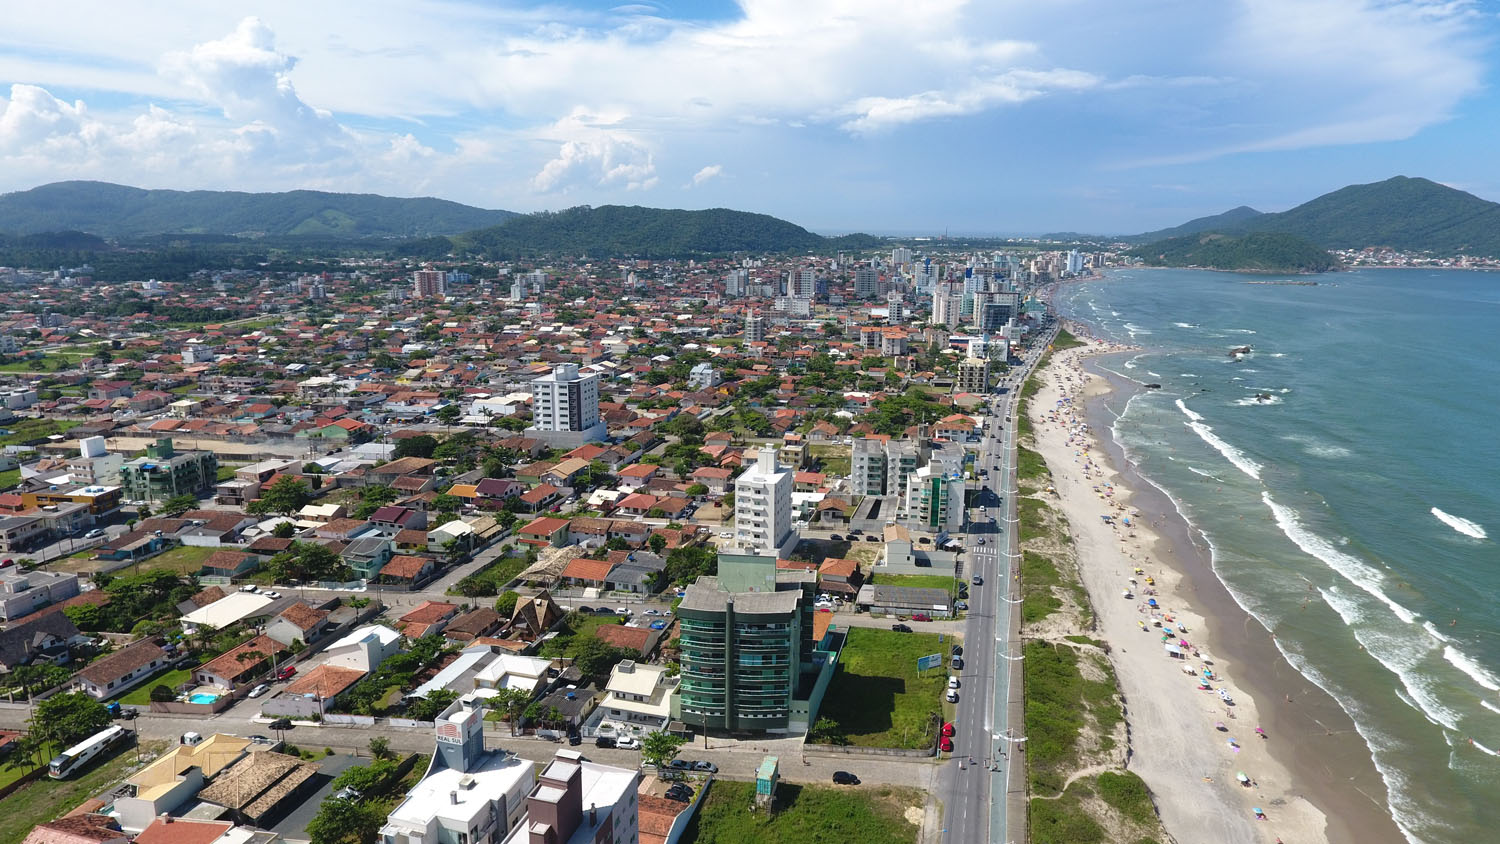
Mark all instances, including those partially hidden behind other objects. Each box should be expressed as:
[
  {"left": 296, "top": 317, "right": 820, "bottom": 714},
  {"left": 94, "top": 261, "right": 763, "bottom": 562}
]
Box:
[{"left": 1028, "top": 337, "right": 1328, "bottom": 843}]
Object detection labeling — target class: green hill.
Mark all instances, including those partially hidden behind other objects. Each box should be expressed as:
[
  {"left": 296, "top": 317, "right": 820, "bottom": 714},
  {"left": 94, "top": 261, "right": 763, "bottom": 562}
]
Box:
[
  {"left": 1133, "top": 176, "right": 1500, "bottom": 257},
  {"left": 0, "top": 181, "right": 515, "bottom": 238},
  {"left": 457, "top": 205, "right": 878, "bottom": 257},
  {"left": 1127, "top": 205, "right": 1264, "bottom": 244},
  {"left": 1130, "top": 231, "right": 1338, "bottom": 273},
  {"left": 1241, "top": 176, "right": 1500, "bottom": 255}
]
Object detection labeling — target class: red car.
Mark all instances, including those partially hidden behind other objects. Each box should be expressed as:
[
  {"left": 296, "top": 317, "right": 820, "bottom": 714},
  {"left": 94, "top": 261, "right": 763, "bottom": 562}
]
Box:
[
  {"left": 912, "top": 613, "right": 932, "bottom": 622},
  {"left": 941, "top": 722, "right": 956, "bottom": 737},
  {"left": 939, "top": 737, "right": 954, "bottom": 752},
  {"left": 276, "top": 665, "right": 297, "bottom": 681}
]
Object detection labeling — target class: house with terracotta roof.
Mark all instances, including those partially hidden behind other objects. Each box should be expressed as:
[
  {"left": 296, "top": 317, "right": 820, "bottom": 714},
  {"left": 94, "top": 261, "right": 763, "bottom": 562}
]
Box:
[
  {"left": 369, "top": 505, "right": 426, "bottom": 531},
  {"left": 616, "top": 463, "right": 658, "bottom": 490},
  {"left": 614, "top": 493, "right": 658, "bottom": 517},
  {"left": 193, "top": 635, "right": 282, "bottom": 692},
  {"left": 690, "top": 465, "right": 734, "bottom": 496},
  {"left": 517, "top": 516, "right": 570, "bottom": 547},
  {"left": 593, "top": 625, "right": 661, "bottom": 659},
  {"left": 200, "top": 549, "right": 260, "bottom": 579},
  {"left": 561, "top": 557, "right": 614, "bottom": 589},
  {"left": 443, "top": 608, "right": 503, "bottom": 643},
  {"left": 271, "top": 665, "right": 366, "bottom": 714},
  {"left": 518, "top": 483, "right": 562, "bottom": 512},
  {"left": 398, "top": 601, "right": 459, "bottom": 638},
  {"left": 817, "top": 557, "right": 865, "bottom": 599},
  {"left": 133, "top": 819, "right": 231, "bottom": 844},
  {"left": 380, "top": 554, "right": 436, "bottom": 585},
  {"left": 20, "top": 816, "right": 126, "bottom": 844},
  {"left": 73, "top": 638, "right": 171, "bottom": 699},
  {"left": 266, "top": 602, "right": 332, "bottom": 647}
]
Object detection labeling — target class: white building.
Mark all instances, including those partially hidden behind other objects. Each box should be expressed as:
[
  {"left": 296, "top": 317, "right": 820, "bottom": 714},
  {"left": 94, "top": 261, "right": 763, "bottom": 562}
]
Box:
[
  {"left": 791, "top": 268, "right": 817, "bottom": 298},
  {"left": 323, "top": 624, "right": 403, "bottom": 673},
  {"left": 382, "top": 696, "right": 537, "bottom": 844},
  {"left": 931, "top": 284, "right": 963, "bottom": 327},
  {"left": 957, "top": 357, "right": 990, "bottom": 394},
  {"left": 744, "top": 311, "right": 766, "bottom": 344},
  {"left": 499, "top": 751, "right": 640, "bottom": 844},
  {"left": 686, "top": 363, "right": 720, "bottom": 391},
  {"left": 854, "top": 266, "right": 879, "bottom": 298},
  {"left": 891, "top": 247, "right": 913, "bottom": 266},
  {"left": 527, "top": 364, "right": 606, "bottom": 445},
  {"left": 586, "top": 660, "right": 677, "bottom": 735},
  {"left": 733, "top": 446, "right": 795, "bottom": 556},
  {"left": 886, "top": 291, "right": 906, "bottom": 324},
  {"left": 772, "top": 295, "right": 812, "bottom": 317},
  {"left": 0, "top": 569, "right": 82, "bottom": 621},
  {"left": 903, "top": 462, "right": 966, "bottom": 533}
]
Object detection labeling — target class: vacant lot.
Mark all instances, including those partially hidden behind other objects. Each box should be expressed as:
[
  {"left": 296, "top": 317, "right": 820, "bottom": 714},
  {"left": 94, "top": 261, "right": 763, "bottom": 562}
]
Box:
[
  {"left": 874, "top": 573, "right": 957, "bottom": 593},
  {"left": 681, "top": 780, "right": 923, "bottom": 844},
  {"left": 0, "top": 739, "right": 164, "bottom": 844},
  {"left": 54, "top": 544, "right": 220, "bottom": 577},
  {"left": 817, "top": 627, "right": 948, "bottom": 748}
]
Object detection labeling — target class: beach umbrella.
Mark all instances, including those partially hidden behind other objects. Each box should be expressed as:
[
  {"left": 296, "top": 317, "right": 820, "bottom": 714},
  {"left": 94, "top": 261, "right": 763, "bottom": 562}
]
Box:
[
  {"left": 1215, "top": 721, "right": 1226, "bottom": 731},
  {"left": 1237, "top": 772, "right": 1250, "bottom": 785}
]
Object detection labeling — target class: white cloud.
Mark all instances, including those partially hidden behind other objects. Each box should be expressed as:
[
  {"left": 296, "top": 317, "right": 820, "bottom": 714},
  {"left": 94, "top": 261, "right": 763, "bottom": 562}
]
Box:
[
  {"left": 839, "top": 68, "right": 1100, "bottom": 133},
  {"left": 532, "top": 109, "right": 657, "bottom": 193},
  {"left": 688, "top": 164, "right": 723, "bottom": 188}
]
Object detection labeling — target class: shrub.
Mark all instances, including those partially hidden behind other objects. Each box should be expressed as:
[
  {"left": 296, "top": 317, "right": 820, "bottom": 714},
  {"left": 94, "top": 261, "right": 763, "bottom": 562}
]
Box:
[{"left": 149, "top": 684, "right": 175, "bottom": 702}]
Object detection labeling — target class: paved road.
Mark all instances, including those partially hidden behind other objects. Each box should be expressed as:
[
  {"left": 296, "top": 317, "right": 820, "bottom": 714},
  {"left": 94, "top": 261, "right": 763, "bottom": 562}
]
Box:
[{"left": 939, "top": 331, "right": 1054, "bottom": 844}]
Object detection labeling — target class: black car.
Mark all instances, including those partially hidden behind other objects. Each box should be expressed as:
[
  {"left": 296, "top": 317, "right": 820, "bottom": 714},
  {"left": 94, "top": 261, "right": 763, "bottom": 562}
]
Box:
[
  {"left": 951, "top": 645, "right": 963, "bottom": 657},
  {"left": 595, "top": 736, "right": 617, "bottom": 748},
  {"left": 664, "top": 789, "right": 691, "bottom": 803},
  {"left": 832, "top": 771, "right": 861, "bottom": 785},
  {"left": 567, "top": 733, "right": 582, "bottom": 746},
  {"left": 892, "top": 623, "right": 914, "bottom": 633},
  {"left": 577, "top": 606, "right": 594, "bottom": 614},
  {"left": 971, "top": 575, "right": 983, "bottom": 585}
]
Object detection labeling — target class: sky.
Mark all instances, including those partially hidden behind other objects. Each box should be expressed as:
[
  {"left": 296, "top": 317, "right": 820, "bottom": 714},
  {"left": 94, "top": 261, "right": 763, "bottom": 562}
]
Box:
[{"left": 0, "top": 0, "right": 1496, "bottom": 235}]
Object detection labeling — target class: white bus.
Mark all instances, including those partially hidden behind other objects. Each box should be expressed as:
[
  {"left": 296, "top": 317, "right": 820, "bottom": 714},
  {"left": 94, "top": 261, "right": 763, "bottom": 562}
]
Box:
[{"left": 48, "top": 725, "right": 127, "bottom": 779}]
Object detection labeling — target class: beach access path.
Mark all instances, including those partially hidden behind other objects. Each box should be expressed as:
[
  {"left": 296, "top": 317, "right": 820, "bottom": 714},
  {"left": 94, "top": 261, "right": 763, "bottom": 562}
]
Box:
[{"left": 1028, "top": 342, "right": 1328, "bottom": 844}]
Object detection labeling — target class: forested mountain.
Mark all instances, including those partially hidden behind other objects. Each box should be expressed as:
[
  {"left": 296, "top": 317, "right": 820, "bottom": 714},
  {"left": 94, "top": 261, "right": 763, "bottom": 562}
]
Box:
[
  {"left": 1126, "top": 206, "right": 1264, "bottom": 243},
  {"left": 1130, "top": 232, "right": 1338, "bottom": 273},
  {"left": 0, "top": 181, "right": 514, "bottom": 238},
  {"left": 454, "top": 205, "right": 878, "bottom": 257},
  {"left": 1132, "top": 176, "right": 1500, "bottom": 257}
]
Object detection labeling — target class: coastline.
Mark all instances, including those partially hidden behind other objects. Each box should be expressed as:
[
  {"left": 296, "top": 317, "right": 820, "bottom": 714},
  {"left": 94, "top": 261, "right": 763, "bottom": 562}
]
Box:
[{"left": 1025, "top": 326, "right": 1403, "bottom": 843}]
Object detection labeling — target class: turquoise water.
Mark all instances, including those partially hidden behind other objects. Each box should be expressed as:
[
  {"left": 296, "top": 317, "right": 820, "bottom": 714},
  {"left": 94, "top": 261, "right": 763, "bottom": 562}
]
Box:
[
  {"left": 1054, "top": 268, "right": 1500, "bottom": 844},
  {"left": 188, "top": 692, "right": 221, "bottom": 704}
]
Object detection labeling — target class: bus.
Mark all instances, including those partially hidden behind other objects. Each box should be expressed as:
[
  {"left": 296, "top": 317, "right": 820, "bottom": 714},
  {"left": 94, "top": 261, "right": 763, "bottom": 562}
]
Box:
[{"left": 48, "top": 725, "right": 128, "bottom": 779}]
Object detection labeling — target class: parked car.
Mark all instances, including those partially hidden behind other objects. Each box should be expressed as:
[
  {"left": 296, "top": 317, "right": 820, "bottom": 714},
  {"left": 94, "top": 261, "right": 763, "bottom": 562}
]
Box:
[
  {"left": 971, "top": 575, "right": 983, "bottom": 585},
  {"left": 650, "top": 621, "right": 667, "bottom": 630},
  {"left": 595, "top": 736, "right": 617, "bottom": 749},
  {"left": 275, "top": 665, "right": 297, "bottom": 681},
  {"left": 912, "top": 613, "right": 931, "bottom": 622},
  {"left": 954, "top": 601, "right": 969, "bottom": 611},
  {"left": 83, "top": 528, "right": 104, "bottom": 539},
  {"left": 668, "top": 759, "right": 691, "bottom": 770},
  {"left": 567, "top": 733, "right": 581, "bottom": 746},
  {"left": 891, "top": 624, "right": 913, "bottom": 633},
  {"left": 664, "top": 787, "right": 691, "bottom": 803},
  {"left": 614, "top": 607, "right": 630, "bottom": 615},
  {"left": 939, "top": 737, "right": 954, "bottom": 752},
  {"left": 691, "top": 761, "right": 717, "bottom": 773},
  {"left": 951, "top": 645, "right": 963, "bottom": 657},
  {"left": 239, "top": 584, "right": 259, "bottom": 593},
  {"left": 616, "top": 736, "right": 640, "bottom": 750},
  {"left": 248, "top": 683, "right": 271, "bottom": 698},
  {"left": 263, "top": 590, "right": 282, "bottom": 599},
  {"left": 666, "top": 784, "right": 693, "bottom": 799},
  {"left": 832, "top": 771, "right": 861, "bottom": 785},
  {"left": 644, "top": 609, "right": 663, "bottom": 616},
  {"left": 577, "top": 606, "right": 594, "bottom": 614},
  {"left": 946, "top": 690, "right": 959, "bottom": 703},
  {"left": 248, "top": 735, "right": 274, "bottom": 744},
  {"left": 948, "top": 676, "right": 960, "bottom": 689},
  {"left": 951, "top": 656, "right": 964, "bottom": 670}
]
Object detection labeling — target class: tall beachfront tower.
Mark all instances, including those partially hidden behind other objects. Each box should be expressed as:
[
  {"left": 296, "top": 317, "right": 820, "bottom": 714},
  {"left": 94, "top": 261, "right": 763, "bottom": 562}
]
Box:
[
  {"left": 733, "top": 446, "right": 794, "bottom": 557},
  {"left": 526, "top": 363, "right": 605, "bottom": 445}
]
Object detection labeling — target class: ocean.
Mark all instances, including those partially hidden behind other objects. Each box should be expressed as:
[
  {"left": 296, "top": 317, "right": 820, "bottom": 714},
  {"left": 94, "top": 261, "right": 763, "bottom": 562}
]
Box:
[{"left": 1052, "top": 268, "right": 1500, "bottom": 844}]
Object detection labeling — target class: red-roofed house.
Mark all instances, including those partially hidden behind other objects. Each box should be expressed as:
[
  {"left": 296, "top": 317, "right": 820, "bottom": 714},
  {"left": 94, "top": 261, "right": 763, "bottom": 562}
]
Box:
[
  {"left": 561, "top": 557, "right": 614, "bottom": 588},
  {"left": 616, "top": 463, "right": 658, "bottom": 490},
  {"left": 398, "top": 601, "right": 459, "bottom": 638},
  {"left": 380, "top": 554, "right": 435, "bottom": 584},
  {"left": 615, "top": 493, "right": 658, "bottom": 517},
  {"left": 518, "top": 516, "right": 571, "bottom": 547}
]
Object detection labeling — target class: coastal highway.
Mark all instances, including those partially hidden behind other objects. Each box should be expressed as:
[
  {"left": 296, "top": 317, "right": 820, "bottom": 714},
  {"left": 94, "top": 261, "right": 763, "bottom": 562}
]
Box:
[{"left": 940, "top": 329, "right": 1052, "bottom": 843}]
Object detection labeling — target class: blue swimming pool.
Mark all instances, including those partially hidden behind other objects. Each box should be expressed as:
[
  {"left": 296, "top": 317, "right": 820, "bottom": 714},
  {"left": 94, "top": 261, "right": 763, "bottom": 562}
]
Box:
[{"left": 188, "top": 693, "right": 221, "bottom": 704}]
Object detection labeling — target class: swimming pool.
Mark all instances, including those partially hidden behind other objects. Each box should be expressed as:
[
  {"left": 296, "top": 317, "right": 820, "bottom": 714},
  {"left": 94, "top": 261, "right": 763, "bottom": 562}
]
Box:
[{"left": 188, "top": 693, "right": 221, "bottom": 704}]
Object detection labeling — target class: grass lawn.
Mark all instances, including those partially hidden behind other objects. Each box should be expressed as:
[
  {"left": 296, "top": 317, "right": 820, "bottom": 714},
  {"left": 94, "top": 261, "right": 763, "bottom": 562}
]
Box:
[
  {"left": 818, "top": 456, "right": 851, "bottom": 476},
  {"left": 132, "top": 544, "right": 221, "bottom": 575},
  {"left": 818, "top": 627, "right": 948, "bottom": 748},
  {"left": 0, "top": 739, "right": 162, "bottom": 844},
  {"left": 874, "top": 573, "right": 958, "bottom": 592},
  {"left": 682, "top": 781, "right": 923, "bottom": 844},
  {"left": 115, "top": 667, "right": 193, "bottom": 705},
  {"left": 0, "top": 468, "right": 19, "bottom": 491},
  {"left": 0, "top": 418, "right": 81, "bottom": 446}
]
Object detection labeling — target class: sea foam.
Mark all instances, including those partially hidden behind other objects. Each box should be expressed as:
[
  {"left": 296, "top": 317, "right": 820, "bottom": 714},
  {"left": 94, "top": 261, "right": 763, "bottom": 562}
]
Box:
[
  {"left": 1176, "top": 399, "right": 1262, "bottom": 480},
  {"left": 1443, "top": 646, "right": 1500, "bottom": 692},
  {"left": 1431, "top": 507, "right": 1487, "bottom": 540},
  {"left": 1262, "top": 492, "right": 1417, "bottom": 624}
]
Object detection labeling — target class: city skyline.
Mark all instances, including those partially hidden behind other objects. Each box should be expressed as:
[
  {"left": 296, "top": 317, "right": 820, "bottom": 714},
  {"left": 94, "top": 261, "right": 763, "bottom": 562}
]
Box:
[{"left": 0, "top": 1, "right": 1494, "bottom": 234}]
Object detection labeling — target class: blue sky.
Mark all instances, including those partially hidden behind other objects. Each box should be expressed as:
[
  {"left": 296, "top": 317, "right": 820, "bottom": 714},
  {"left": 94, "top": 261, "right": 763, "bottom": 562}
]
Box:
[{"left": 0, "top": 1, "right": 1494, "bottom": 234}]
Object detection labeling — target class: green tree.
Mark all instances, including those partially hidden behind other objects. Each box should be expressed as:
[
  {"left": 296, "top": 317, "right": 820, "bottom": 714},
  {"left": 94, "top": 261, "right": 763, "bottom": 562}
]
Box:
[
  {"left": 572, "top": 634, "right": 631, "bottom": 679},
  {"left": 491, "top": 687, "right": 532, "bottom": 736},
  {"left": 29, "top": 691, "right": 111, "bottom": 748},
  {"left": 495, "top": 591, "right": 520, "bottom": 617},
  {"left": 352, "top": 485, "right": 400, "bottom": 519},
  {"left": 306, "top": 795, "right": 383, "bottom": 844},
  {"left": 393, "top": 435, "right": 438, "bottom": 460},
  {"left": 158, "top": 493, "right": 199, "bottom": 517},
  {"left": 368, "top": 736, "right": 394, "bottom": 761},
  {"left": 684, "top": 483, "right": 708, "bottom": 497},
  {"left": 249, "top": 476, "right": 312, "bottom": 517},
  {"left": 434, "top": 404, "right": 462, "bottom": 434},
  {"left": 641, "top": 730, "right": 686, "bottom": 769},
  {"left": 406, "top": 688, "right": 458, "bottom": 721},
  {"left": 150, "top": 684, "right": 175, "bottom": 702},
  {"left": 647, "top": 534, "right": 667, "bottom": 555},
  {"left": 272, "top": 521, "right": 297, "bottom": 539}
]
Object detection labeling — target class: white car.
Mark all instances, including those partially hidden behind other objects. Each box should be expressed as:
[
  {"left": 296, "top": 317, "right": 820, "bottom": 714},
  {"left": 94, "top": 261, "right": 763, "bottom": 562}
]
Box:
[
  {"left": 615, "top": 607, "right": 630, "bottom": 615},
  {"left": 946, "top": 690, "right": 959, "bottom": 703},
  {"left": 615, "top": 736, "right": 641, "bottom": 750},
  {"left": 948, "top": 676, "right": 960, "bottom": 689},
  {"left": 239, "top": 584, "right": 259, "bottom": 593},
  {"left": 263, "top": 590, "right": 282, "bottom": 599},
  {"left": 718, "top": 531, "right": 732, "bottom": 538},
  {"left": 248, "top": 683, "right": 271, "bottom": 698}
]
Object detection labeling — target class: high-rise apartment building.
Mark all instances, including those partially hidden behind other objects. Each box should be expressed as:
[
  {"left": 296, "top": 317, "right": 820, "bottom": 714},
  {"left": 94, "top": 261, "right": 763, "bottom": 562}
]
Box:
[
  {"left": 526, "top": 270, "right": 547, "bottom": 294},
  {"left": 854, "top": 266, "right": 879, "bottom": 298},
  {"left": 891, "top": 247, "right": 913, "bottom": 266},
  {"left": 744, "top": 311, "right": 766, "bottom": 344},
  {"left": 412, "top": 269, "right": 446, "bottom": 298},
  {"left": 791, "top": 269, "right": 817, "bottom": 298},
  {"left": 957, "top": 357, "right": 990, "bottom": 394},
  {"left": 120, "top": 438, "right": 218, "bottom": 505},
  {"left": 904, "top": 462, "right": 966, "bottom": 534},
  {"left": 887, "top": 290, "right": 906, "bottom": 324},
  {"left": 725, "top": 269, "right": 748, "bottom": 297},
  {"left": 850, "top": 437, "right": 926, "bottom": 497},
  {"left": 931, "top": 283, "right": 963, "bottom": 327},
  {"left": 527, "top": 364, "right": 605, "bottom": 444},
  {"left": 733, "top": 446, "right": 795, "bottom": 557}
]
